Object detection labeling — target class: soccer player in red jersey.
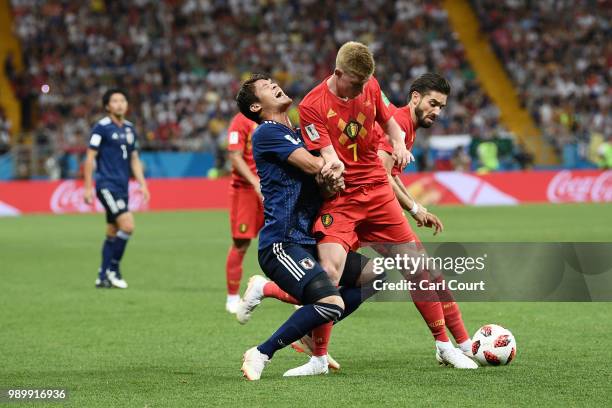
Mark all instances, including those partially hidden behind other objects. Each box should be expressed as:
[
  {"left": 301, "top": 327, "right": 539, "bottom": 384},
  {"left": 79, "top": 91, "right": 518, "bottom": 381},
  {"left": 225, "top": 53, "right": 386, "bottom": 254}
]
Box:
[
  {"left": 289, "top": 42, "right": 477, "bottom": 374},
  {"left": 376, "top": 73, "right": 475, "bottom": 363},
  {"left": 224, "top": 112, "right": 264, "bottom": 313}
]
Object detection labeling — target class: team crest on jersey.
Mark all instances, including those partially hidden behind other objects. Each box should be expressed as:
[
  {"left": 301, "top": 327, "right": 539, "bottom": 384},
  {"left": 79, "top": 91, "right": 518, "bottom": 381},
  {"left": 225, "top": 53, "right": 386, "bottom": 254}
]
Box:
[
  {"left": 321, "top": 214, "right": 333, "bottom": 227},
  {"left": 344, "top": 120, "right": 361, "bottom": 140},
  {"left": 239, "top": 223, "right": 248, "bottom": 233},
  {"left": 299, "top": 258, "right": 315, "bottom": 270},
  {"left": 337, "top": 113, "right": 367, "bottom": 145},
  {"left": 112, "top": 132, "right": 119, "bottom": 140}
]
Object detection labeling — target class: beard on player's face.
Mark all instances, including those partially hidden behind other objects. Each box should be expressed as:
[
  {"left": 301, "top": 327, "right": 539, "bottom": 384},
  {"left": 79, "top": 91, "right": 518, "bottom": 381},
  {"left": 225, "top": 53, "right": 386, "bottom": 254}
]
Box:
[{"left": 415, "top": 102, "right": 434, "bottom": 128}]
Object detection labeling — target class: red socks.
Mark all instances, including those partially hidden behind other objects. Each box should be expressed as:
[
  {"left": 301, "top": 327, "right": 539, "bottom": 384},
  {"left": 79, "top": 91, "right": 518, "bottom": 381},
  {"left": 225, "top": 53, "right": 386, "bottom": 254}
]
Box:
[
  {"left": 311, "top": 322, "right": 333, "bottom": 356},
  {"left": 410, "top": 272, "right": 449, "bottom": 342},
  {"left": 431, "top": 275, "right": 470, "bottom": 343},
  {"left": 441, "top": 301, "right": 470, "bottom": 344},
  {"left": 263, "top": 282, "right": 299, "bottom": 305},
  {"left": 412, "top": 301, "right": 449, "bottom": 342},
  {"left": 225, "top": 246, "right": 246, "bottom": 295}
]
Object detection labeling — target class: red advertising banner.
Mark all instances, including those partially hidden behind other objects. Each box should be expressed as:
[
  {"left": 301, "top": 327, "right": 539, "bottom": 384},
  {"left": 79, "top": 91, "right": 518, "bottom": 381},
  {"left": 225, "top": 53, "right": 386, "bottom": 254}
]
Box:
[{"left": 0, "top": 170, "right": 610, "bottom": 216}]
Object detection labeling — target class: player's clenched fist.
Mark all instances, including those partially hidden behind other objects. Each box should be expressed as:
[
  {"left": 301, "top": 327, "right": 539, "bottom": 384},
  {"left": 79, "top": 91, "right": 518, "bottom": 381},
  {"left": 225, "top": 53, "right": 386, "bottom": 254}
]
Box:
[{"left": 321, "top": 159, "right": 345, "bottom": 182}]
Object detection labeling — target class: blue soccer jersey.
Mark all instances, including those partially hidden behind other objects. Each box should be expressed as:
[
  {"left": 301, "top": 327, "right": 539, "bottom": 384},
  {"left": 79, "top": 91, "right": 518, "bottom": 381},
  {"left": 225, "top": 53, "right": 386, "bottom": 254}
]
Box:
[
  {"left": 88, "top": 116, "right": 138, "bottom": 193},
  {"left": 252, "top": 120, "right": 322, "bottom": 250}
]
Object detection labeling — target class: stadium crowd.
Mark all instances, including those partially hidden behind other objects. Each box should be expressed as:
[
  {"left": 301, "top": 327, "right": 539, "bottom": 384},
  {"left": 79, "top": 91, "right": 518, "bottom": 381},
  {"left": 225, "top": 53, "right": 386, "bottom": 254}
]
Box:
[
  {"left": 7, "top": 0, "right": 505, "bottom": 173},
  {"left": 473, "top": 0, "right": 611, "bottom": 158}
]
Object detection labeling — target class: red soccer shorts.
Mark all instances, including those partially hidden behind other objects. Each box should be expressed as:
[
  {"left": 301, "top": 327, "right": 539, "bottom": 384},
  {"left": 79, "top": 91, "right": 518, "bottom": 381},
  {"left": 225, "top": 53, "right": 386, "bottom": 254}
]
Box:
[
  {"left": 313, "top": 182, "right": 417, "bottom": 251},
  {"left": 229, "top": 187, "right": 264, "bottom": 239}
]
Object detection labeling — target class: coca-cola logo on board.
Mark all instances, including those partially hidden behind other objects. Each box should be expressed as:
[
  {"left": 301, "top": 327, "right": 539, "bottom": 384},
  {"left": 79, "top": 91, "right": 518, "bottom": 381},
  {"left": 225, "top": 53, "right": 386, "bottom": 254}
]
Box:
[
  {"left": 547, "top": 170, "right": 612, "bottom": 203},
  {"left": 50, "top": 181, "right": 148, "bottom": 213}
]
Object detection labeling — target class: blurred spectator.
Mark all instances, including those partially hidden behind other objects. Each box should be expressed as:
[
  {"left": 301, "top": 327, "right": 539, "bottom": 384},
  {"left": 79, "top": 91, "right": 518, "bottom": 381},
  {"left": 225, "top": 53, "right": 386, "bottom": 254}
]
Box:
[
  {"left": 451, "top": 146, "right": 471, "bottom": 171},
  {"left": 512, "top": 142, "right": 534, "bottom": 170},
  {"left": 0, "top": 108, "right": 11, "bottom": 154},
  {"left": 8, "top": 0, "right": 504, "bottom": 175}
]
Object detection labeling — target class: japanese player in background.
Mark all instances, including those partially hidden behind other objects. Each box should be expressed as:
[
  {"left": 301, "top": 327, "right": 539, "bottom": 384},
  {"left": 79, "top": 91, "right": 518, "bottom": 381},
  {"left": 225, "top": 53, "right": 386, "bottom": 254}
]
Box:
[{"left": 84, "top": 89, "right": 150, "bottom": 289}]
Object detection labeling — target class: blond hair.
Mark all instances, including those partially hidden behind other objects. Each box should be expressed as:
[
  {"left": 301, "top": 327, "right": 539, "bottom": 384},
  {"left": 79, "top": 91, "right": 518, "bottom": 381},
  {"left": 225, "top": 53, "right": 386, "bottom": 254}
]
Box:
[{"left": 335, "top": 41, "right": 375, "bottom": 80}]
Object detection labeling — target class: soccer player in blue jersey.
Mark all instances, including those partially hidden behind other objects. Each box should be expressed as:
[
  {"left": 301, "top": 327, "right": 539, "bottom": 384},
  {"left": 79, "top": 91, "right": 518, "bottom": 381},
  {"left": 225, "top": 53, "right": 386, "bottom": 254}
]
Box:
[
  {"left": 84, "top": 89, "right": 150, "bottom": 289},
  {"left": 235, "top": 74, "right": 377, "bottom": 380}
]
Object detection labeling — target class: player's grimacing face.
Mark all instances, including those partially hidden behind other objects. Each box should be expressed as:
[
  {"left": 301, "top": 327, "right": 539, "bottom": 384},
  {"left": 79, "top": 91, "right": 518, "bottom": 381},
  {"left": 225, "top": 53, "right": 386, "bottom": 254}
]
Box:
[
  {"left": 336, "top": 70, "right": 369, "bottom": 99},
  {"left": 106, "top": 93, "right": 128, "bottom": 117},
  {"left": 252, "top": 79, "right": 292, "bottom": 114},
  {"left": 414, "top": 91, "right": 447, "bottom": 128}
]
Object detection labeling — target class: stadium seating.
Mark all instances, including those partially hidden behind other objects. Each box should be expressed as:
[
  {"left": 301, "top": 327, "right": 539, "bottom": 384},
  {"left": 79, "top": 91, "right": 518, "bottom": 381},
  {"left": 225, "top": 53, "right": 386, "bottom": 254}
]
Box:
[
  {"left": 8, "top": 0, "right": 504, "bottom": 163},
  {"left": 472, "top": 0, "right": 611, "bottom": 160}
]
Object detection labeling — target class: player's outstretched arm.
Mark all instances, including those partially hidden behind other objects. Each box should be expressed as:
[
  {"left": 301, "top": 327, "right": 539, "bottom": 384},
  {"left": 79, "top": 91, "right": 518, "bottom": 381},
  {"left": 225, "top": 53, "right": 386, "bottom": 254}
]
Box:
[
  {"left": 229, "top": 151, "right": 262, "bottom": 200},
  {"left": 130, "top": 151, "right": 150, "bottom": 202},
  {"left": 83, "top": 148, "right": 97, "bottom": 204},
  {"left": 287, "top": 147, "right": 325, "bottom": 175}
]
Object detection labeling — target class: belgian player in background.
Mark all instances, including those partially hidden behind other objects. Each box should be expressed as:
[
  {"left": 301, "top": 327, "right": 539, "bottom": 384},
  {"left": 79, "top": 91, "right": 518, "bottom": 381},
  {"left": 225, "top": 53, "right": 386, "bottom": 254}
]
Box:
[
  {"left": 224, "top": 112, "right": 263, "bottom": 313},
  {"left": 84, "top": 89, "right": 150, "bottom": 289}
]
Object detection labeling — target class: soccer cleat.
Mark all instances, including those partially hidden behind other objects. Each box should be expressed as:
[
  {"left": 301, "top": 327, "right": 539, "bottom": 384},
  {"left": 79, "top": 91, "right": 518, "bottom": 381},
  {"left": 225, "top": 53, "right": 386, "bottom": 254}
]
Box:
[
  {"left": 241, "top": 346, "right": 269, "bottom": 381},
  {"left": 95, "top": 278, "right": 112, "bottom": 288},
  {"left": 236, "top": 275, "right": 268, "bottom": 324},
  {"left": 437, "top": 346, "right": 478, "bottom": 369},
  {"left": 290, "top": 334, "right": 341, "bottom": 371},
  {"left": 436, "top": 347, "right": 474, "bottom": 366},
  {"left": 283, "top": 355, "right": 329, "bottom": 377},
  {"left": 106, "top": 270, "right": 128, "bottom": 289}
]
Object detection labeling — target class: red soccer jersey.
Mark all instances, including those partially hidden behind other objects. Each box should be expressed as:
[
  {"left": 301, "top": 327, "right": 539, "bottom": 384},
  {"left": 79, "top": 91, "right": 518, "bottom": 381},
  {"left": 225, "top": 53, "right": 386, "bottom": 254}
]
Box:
[
  {"left": 227, "top": 113, "right": 258, "bottom": 189},
  {"left": 377, "top": 104, "right": 416, "bottom": 176},
  {"left": 299, "top": 76, "right": 393, "bottom": 187}
]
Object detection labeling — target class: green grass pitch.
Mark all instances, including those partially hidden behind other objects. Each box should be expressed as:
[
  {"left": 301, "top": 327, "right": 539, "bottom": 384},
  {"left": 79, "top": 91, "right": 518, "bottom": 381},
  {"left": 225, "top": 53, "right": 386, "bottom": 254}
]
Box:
[{"left": 1, "top": 203, "right": 611, "bottom": 407}]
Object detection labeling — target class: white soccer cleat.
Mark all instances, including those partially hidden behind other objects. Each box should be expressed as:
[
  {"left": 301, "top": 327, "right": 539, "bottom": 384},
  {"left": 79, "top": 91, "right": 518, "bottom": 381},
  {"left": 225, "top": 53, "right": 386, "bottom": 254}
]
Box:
[
  {"left": 290, "top": 334, "right": 341, "bottom": 371},
  {"left": 225, "top": 295, "right": 240, "bottom": 314},
  {"left": 283, "top": 355, "right": 329, "bottom": 377},
  {"left": 236, "top": 275, "right": 268, "bottom": 324},
  {"left": 241, "top": 347, "right": 270, "bottom": 381},
  {"left": 437, "top": 346, "right": 478, "bottom": 369},
  {"left": 106, "top": 270, "right": 128, "bottom": 289},
  {"left": 436, "top": 347, "right": 474, "bottom": 366}
]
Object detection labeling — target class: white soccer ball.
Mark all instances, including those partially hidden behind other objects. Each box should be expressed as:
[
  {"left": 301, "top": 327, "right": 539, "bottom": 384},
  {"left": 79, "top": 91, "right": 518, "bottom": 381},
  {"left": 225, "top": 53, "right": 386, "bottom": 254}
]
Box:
[{"left": 471, "top": 324, "right": 517, "bottom": 366}]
